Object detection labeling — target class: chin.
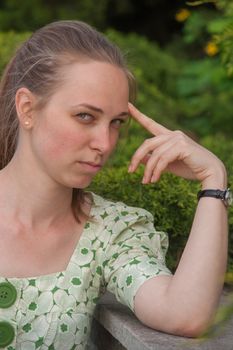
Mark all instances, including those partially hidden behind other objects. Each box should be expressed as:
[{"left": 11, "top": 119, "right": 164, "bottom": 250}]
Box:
[{"left": 69, "top": 177, "right": 93, "bottom": 189}]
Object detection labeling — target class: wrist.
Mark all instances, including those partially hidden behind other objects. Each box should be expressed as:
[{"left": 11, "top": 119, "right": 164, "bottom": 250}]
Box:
[
  {"left": 197, "top": 188, "right": 232, "bottom": 208},
  {"left": 201, "top": 166, "right": 227, "bottom": 190}
]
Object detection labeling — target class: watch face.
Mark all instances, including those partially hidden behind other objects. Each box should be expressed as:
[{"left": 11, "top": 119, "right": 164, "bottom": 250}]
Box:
[{"left": 225, "top": 189, "right": 233, "bottom": 206}]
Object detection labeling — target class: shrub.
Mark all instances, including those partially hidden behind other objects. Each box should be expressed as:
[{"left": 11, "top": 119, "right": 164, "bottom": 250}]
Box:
[
  {"left": 201, "top": 134, "right": 233, "bottom": 175},
  {"left": 0, "top": 31, "right": 30, "bottom": 73},
  {"left": 89, "top": 166, "right": 233, "bottom": 274}
]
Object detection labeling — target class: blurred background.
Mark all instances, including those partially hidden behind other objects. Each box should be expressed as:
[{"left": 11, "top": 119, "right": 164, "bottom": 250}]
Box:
[
  {"left": 1, "top": 1, "right": 233, "bottom": 146},
  {"left": 1, "top": 0, "right": 233, "bottom": 276},
  {"left": 0, "top": 0, "right": 233, "bottom": 139}
]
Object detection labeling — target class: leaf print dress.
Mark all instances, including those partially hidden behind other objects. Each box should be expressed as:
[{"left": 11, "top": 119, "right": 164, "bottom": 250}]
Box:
[{"left": 0, "top": 193, "right": 171, "bottom": 349}]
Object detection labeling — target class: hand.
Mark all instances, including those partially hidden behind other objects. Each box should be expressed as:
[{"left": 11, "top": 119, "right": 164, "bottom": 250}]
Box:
[{"left": 128, "top": 103, "right": 227, "bottom": 188}]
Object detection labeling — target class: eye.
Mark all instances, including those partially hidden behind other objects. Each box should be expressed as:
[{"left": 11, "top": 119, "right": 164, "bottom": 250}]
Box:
[
  {"left": 111, "top": 119, "right": 126, "bottom": 129},
  {"left": 76, "top": 113, "right": 94, "bottom": 123}
]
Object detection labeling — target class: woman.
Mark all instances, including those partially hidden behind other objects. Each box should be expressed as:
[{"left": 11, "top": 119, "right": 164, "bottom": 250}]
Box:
[{"left": 0, "top": 20, "right": 230, "bottom": 349}]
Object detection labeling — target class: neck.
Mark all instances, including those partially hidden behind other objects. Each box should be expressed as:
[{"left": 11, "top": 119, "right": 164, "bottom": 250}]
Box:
[{"left": 0, "top": 156, "right": 75, "bottom": 228}]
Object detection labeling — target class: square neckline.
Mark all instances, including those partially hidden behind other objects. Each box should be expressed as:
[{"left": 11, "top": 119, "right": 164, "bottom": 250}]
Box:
[{"left": 1, "top": 192, "right": 100, "bottom": 282}]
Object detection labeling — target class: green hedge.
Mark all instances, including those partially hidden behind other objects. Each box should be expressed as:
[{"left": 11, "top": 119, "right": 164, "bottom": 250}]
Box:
[
  {"left": 89, "top": 167, "right": 233, "bottom": 275},
  {"left": 106, "top": 29, "right": 233, "bottom": 138},
  {"left": 0, "top": 31, "right": 30, "bottom": 72}
]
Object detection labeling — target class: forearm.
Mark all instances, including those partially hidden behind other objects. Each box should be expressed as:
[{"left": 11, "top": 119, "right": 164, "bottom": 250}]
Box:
[
  {"left": 166, "top": 172, "right": 228, "bottom": 331},
  {"left": 129, "top": 105, "right": 230, "bottom": 336}
]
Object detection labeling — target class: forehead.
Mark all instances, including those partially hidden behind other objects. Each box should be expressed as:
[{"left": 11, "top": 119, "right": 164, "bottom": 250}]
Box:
[{"left": 56, "top": 60, "right": 129, "bottom": 106}]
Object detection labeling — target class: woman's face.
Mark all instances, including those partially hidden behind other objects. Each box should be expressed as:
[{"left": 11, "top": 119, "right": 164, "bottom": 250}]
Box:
[{"left": 29, "top": 60, "right": 129, "bottom": 188}]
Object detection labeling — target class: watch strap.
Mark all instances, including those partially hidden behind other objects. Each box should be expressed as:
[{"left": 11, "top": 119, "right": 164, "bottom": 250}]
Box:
[{"left": 197, "top": 189, "right": 227, "bottom": 201}]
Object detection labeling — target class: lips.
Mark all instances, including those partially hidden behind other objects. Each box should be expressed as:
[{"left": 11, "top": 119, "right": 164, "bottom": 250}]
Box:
[
  {"left": 88, "top": 161, "right": 102, "bottom": 166},
  {"left": 80, "top": 161, "right": 102, "bottom": 167},
  {"left": 78, "top": 161, "right": 102, "bottom": 172}
]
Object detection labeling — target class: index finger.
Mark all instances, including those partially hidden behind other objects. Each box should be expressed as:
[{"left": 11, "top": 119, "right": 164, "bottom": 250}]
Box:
[{"left": 128, "top": 102, "right": 170, "bottom": 135}]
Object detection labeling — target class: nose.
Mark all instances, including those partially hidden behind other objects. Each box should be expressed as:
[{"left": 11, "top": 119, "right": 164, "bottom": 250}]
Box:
[{"left": 89, "top": 126, "right": 113, "bottom": 154}]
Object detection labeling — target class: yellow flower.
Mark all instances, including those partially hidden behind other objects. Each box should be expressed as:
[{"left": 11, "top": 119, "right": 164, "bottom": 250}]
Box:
[
  {"left": 175, "top": 8, "right": 191, "bottom": 22},
  {"left": 204, "top": 41, "right": 219, "bottom": 56}
]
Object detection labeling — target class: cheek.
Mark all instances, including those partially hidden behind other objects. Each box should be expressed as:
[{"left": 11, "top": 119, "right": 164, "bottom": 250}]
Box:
[
  {"left": 33, "top": 123, "right": 84, "bottom": 160},
  {"left": 49, "top": 131, "right": 78, "bottom": 157}
]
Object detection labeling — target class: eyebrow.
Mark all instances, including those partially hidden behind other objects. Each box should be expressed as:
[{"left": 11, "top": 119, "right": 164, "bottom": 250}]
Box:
[{"left": 74, "top": 103, "right": 129, "bottom": 118}]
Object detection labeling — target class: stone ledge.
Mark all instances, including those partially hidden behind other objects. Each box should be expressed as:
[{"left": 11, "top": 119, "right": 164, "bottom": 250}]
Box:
[{"left": 89, "top": 291, "right": 233, "bottom": 350}]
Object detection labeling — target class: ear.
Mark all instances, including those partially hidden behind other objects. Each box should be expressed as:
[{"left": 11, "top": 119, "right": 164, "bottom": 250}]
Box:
[{"left": 15, "top": 87, "right": 37, "bottom": 129}]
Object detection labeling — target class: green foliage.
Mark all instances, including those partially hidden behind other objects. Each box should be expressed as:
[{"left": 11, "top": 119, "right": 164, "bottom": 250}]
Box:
[
  {"left": 206, "top": 0, "right": 233, "bottom": 76},
  {"left": 0, "top": 0, "right": 51, "bottom": 31},
  {"left": 187, "top": 0, "right": 233, "bottom": 76},
  {"left": 89, "top": 165, "right": 233, "bottom": 274},
  {"left": 0, "top": 0, "right": 190, "bottom": 45},
  {"left": 213, "top": 0, "right": 233, "bottom": 16},
  {"left": 170, "top": 4, "right": 233, "bottom": 136},
  {"left": 0, "top": 0, "right": 108, "bottom": 31},
  {"left": 106, "top": 29, "right": 233, "bottom": 137},
  {"left": 175, "top": 58, "right": 233, "bottom": 136},
  {"left": 183, "top": 9, "right": 216, "bottom": 46},
  {"left": 216, "top": 24, "right": 233, "bottom": 76},
  {"left": 106, "top": 29, "right": 181, "bottom": 131},
  {"left": 0, "top": 31, "right": 30, "bottom": 73},
  {"left": 201, "top": 134, "right": 233, "bottom": 174}
]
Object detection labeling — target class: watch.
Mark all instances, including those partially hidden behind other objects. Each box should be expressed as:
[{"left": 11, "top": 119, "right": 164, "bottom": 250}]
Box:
[{"left": 197, "top": 188, "right": 233, "bottom": 207}]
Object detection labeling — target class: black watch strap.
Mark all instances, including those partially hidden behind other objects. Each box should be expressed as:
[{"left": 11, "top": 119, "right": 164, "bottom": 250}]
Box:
[
  {"left": 197, "top": 189, "right": 232, "bottom": 208},
  {"left": 197, "top": 189, "right": 226, "bottom": 201}
]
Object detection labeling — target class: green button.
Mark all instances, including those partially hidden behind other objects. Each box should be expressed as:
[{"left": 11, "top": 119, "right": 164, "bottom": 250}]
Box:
[
  {"left": 0, "top": 321, "right": 15, "bottom": 347},
  {"left": 0, "top": 282, "right": 17, "bottom": 308}
]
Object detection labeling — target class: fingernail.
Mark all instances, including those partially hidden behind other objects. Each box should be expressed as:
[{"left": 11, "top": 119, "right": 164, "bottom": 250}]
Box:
[
  {"left": 142, "top": 177, "right": 147, "bottom": 184},
  {"left": 151, "top": 175, "right": 157, "bottom": 182},
  {"left": 128, "top": 165, "right": 133, "bottom": 173}
]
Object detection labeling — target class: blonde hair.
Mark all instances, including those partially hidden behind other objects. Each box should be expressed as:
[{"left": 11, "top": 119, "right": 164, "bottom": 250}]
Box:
[{"left": 0, "top": 20, "right": 136, "bottom": 221}]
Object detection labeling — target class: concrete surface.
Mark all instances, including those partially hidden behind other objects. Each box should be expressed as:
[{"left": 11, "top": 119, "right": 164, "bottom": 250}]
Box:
[{"left": 89, "top": 291, "right": 233, "bottom": 350}]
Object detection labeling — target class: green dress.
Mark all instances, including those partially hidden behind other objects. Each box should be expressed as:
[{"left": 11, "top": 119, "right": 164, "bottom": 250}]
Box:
[{"left": 0, "top": 193, "right": 171, "bottom": 350}]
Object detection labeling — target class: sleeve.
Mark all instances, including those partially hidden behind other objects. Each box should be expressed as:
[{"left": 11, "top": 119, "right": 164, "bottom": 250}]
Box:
[{"left": 103, "top": 205, "right": 172, "bottom": 313}]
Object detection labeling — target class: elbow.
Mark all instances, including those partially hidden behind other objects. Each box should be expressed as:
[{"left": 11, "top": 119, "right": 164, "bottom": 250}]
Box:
[
  {"left": 165, "top": 302, "right": 216, "bottom": 338},
  {"left": 171, "top": 317, "right": 212, "bottom": 338},
  {"left": 146, "top": 312, "right": 213, "bottom": 338}
]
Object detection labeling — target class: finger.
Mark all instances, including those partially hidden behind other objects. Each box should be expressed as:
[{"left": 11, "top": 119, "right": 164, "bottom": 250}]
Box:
[
  {"left": 150, "top": 144, "right": 186, "bottom": 182},
  {"left": 142, "top": 138, "right": 178, "bottom": 183},
  {"left": 128, "top": 102, "right": 170, "bottom": 136},
  {"left": 151, "top": 158, "right": 169, "bottom": 183},
  {"left": 140, "top": 154, "right": 151, "bottom": 165},
  {"left": 129, "top": 134, "right": 171, "bottom": 173}
]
